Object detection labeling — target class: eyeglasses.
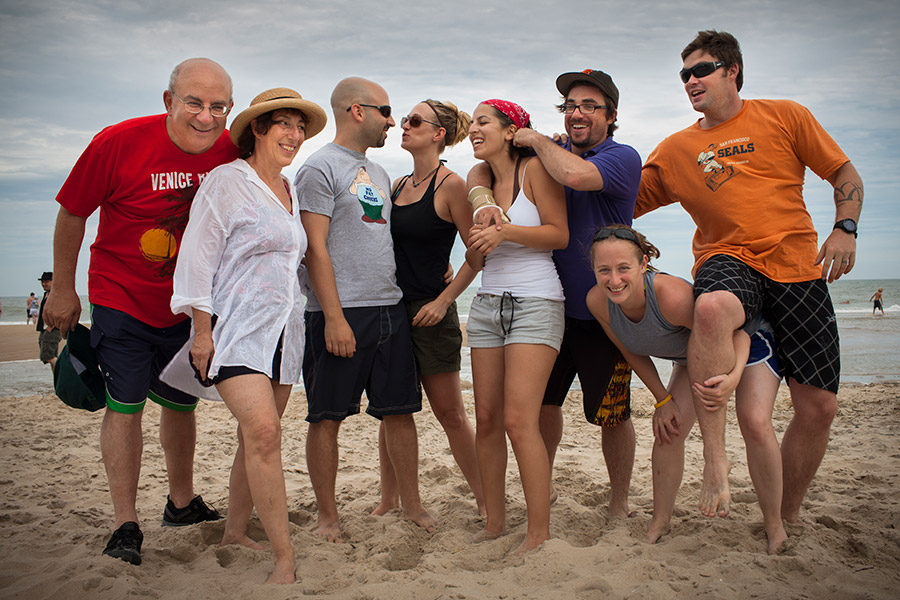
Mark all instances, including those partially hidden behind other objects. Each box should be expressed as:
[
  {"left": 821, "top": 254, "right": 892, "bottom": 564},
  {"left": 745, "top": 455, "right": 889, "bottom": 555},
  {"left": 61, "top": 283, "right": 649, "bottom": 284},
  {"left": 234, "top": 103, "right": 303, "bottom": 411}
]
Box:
[
  {"left": 347, "top": 103, "right": 392, "bottom": 118},
  {"left": 593, "top": 227, "right": 639, "bottom": 244},
  {"left": 400, "top": 114, "right": 442, "bottom": 128},
  {"left": 557, "top": 102, "right": 607, "bottom": 115},
  {"left": 169, "top": 91, "right": 230, "bottom": 118},
  {"left": 679, "top": 61, "right": 726, "bottom": 83}
]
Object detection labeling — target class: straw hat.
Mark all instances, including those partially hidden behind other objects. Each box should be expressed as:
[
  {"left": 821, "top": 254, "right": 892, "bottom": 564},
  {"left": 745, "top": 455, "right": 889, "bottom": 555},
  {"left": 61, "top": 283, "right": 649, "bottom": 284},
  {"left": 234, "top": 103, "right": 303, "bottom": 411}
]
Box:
[{"left": 229, "top": 87, "right": 327, "bottom": 146}]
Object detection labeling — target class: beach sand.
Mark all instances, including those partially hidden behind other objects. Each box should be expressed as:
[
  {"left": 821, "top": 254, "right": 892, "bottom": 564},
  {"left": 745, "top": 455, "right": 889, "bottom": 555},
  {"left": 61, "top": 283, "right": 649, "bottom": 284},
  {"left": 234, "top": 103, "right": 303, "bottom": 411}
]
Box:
[{"left": 0, "top": 327, "right": 898, "bottom": 599}]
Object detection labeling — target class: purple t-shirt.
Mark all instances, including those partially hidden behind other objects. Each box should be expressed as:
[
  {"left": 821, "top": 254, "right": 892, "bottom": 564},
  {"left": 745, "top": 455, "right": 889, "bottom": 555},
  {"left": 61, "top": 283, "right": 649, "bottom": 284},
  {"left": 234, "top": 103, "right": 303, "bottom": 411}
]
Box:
[{"left": 556, "top": 137, "right": 641, "bottom": 320}]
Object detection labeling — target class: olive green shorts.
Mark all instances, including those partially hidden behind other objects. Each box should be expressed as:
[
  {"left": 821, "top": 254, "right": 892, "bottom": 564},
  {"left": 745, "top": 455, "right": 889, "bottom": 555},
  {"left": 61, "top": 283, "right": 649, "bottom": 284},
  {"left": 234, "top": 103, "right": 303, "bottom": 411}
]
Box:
[{"left": 404, "top": 298, "right": 462, "bottom": 377}]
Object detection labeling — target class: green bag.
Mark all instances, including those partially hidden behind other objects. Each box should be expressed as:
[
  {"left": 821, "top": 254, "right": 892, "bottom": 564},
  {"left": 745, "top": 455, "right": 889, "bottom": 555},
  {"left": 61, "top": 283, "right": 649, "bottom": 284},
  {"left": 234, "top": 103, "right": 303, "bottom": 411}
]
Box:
[{"left": 53, "top": 324, "right": 107, "bottom": 412}]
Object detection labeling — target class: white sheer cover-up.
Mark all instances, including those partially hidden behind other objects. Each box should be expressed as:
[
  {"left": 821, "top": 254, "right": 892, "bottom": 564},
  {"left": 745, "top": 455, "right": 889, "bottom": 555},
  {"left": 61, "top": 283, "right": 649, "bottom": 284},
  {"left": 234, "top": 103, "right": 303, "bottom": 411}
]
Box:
[{"left": 162, "top": 159, "right": 307, "bottom": 400}]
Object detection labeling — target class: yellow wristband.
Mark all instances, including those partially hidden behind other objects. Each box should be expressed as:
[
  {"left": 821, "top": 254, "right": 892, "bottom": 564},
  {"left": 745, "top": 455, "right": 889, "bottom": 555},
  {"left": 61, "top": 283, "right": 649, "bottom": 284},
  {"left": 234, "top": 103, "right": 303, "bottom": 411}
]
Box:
[{"left": 654, "top": 394, "right": 672, "bottom": 409}]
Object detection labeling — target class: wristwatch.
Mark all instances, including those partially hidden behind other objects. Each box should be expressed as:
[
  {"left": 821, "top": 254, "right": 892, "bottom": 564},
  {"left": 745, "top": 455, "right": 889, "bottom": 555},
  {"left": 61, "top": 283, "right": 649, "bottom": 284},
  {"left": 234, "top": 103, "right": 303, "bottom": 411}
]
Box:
[{"left": 833, "top": 218, "right": 858, "bottom": 238}]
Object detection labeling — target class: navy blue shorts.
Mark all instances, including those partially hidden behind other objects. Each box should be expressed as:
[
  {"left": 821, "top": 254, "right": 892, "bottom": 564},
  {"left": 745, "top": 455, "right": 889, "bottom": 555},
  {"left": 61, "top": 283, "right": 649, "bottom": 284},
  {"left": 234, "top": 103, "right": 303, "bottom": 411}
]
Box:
[
  {"left": 303, "top": 302, "right": 422, "bottom": 422},
  {"left": 90, "top": 305, "right": 198, "bottom": 413}
]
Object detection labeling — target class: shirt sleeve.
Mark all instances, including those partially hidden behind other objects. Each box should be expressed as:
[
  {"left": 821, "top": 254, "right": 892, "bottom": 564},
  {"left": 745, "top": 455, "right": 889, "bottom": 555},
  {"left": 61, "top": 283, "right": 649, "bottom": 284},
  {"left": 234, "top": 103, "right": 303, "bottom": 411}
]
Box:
[
  {"left": 295, "top": 163, "right": 335, "bottom": 218},
  {"left": 784, "top": 101, "right": 849, "bottom": 181},
  {"left": 588, "top": 144, "right": 642, "bottom": 203},
  {"left": 634, "top": 143, "right": 675, "bottom": 218},
  {"left": 56, "top": 128, "right": 117, "bottom": 217},
  {"left": 170, "top": 171, "right": 229, "bottom": 317}
]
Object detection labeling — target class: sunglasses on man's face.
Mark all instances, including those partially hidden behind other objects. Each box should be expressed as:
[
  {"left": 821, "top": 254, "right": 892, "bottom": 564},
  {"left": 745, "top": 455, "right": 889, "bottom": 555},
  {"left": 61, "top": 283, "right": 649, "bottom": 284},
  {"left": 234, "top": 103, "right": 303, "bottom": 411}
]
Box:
[
  {"left": 679, "top": 61, "right": 726, "bottom": 83},
  {"left": 347, "top": 103, "right": 392, "bottom": 118},
  {"left": 401, "top": 114, "right": 442, "bottom": 128}
]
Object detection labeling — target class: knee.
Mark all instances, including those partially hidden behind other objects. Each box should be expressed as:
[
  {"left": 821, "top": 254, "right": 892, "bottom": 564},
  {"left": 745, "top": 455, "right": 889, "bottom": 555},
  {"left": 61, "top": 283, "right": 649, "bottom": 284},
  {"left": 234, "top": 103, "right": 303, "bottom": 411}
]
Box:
[
  {"left": 794, "top": 393, "right": 837, "bottom": 431},
  {"left": 244, "top": 418, "right": 282, "bottom": 456},
  {"left": 737, "top": 412, "right": 774, "bottom": 445},
  {"left": 433, "top": 405, "right": 467, "bottom": 431},
  {"left": 693, "top": 291, "right": 744, "bottom": 334},
  {"left": 503, "top": 413, "right": 534, "bottom": 445}
]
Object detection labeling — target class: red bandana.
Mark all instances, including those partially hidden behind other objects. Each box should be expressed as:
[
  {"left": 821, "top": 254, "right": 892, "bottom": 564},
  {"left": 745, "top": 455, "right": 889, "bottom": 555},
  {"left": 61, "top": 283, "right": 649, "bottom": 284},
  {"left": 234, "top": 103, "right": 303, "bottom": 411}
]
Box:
[{"left": 481, "top": 99, "right": 530, "bottom": 129}]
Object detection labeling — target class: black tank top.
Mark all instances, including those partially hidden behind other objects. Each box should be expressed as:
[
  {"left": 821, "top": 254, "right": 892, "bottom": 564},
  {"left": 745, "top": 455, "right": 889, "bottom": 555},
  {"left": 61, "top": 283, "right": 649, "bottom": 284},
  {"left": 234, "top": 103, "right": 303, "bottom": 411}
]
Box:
[{"left": 391, "top": 166, "right": 458, "bottom": 301}]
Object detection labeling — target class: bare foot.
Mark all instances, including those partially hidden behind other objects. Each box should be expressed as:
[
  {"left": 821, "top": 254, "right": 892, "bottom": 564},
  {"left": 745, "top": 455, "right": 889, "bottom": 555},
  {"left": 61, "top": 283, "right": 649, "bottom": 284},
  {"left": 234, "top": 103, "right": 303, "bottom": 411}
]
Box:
[
  {"left": 766, "top": 524, "right": 788, "bottom": 555},
  {"left": 313, "top": 519, "right": 343, "bottom": 543},
  {"left": 266, "top": 560, "right": 296, "bottom": 584},
  {"left": 371, "top": 498, "right": 399, "bottom": 516},
  {"left": 698, "top": 460, "right": 731, "bottom": 517},
  {"left": 512, "top": 534, "right": 548, "bottom": 556},
  {"left": 403, "top": 506, "right": 438, "bottom": 534},
  {"left": 472, "top": 527, "right": 504, "bottom": 543},
  {"left": 220, "top": 533, "right": 265, "bottom": 551},
  {"left": 646, "top": 517, "right": 670, "bottom": 544},
  {"left": 608, "top": 500, "right": 630, "bottom": 523}
]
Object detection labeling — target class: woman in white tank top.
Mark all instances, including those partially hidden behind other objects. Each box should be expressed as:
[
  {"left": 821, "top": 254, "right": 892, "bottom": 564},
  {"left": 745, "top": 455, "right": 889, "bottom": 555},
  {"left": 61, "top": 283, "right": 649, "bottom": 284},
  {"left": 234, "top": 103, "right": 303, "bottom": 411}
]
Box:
[{"left": 464, "top": 99, "right": 568, "bottom": 554}]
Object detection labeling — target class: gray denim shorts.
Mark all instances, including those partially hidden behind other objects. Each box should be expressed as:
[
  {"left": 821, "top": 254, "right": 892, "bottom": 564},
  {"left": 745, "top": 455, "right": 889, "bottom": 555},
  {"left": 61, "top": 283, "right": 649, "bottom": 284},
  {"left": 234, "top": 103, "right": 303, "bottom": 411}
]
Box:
[{"left": 466, "top": 293, "right": 564, "bottom": 351}]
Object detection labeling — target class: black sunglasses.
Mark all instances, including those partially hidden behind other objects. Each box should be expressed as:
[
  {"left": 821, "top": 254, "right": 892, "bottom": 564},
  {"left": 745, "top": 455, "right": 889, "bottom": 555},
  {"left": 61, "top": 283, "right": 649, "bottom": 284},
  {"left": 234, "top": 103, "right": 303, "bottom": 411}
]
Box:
[
  {"left": 679, "top": 61, "right": 726, "bottom": 83},
  {"left": 401, "top": 114, "right": 442, "bottom": 128},
  {"left": 347, "top": 103, "right": 392, "bottom": 118},
  {"left": 593, "top": 227, "right": 639, "bottom": 244}
]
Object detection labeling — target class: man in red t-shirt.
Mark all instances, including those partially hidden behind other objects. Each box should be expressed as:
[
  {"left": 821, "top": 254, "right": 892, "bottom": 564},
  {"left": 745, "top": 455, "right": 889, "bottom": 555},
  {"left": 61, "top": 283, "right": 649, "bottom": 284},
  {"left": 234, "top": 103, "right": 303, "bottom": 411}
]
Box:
[
  {"left": 44, "top": 58, "right": 239, "bottom": 565},
  {"left": 636, "top": 31, "right": 863, "bottom": 535}
]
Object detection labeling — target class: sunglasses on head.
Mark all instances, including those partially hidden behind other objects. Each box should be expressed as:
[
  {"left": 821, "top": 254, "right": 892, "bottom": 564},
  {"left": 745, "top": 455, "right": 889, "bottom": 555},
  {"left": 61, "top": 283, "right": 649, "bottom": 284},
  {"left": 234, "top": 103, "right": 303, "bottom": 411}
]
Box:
[
  {"left": 679, "top": 61, "right": 726, "bottom": 83},
  {"left": 593, "top": 227, "right": 639, "bottom": 244},
  {"left": 401, "top": 114, "right": 442, "bottom": 128},
  {"left": 347, "top": 103, "right": 392, "bottom": 118}
]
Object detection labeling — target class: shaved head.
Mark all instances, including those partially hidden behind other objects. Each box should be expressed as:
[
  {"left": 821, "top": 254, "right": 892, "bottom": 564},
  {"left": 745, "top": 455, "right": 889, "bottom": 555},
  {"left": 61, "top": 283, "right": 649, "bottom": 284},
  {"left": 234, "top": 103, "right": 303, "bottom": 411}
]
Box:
[{"left": 331, "top": 77, "right": 385, "bottom": 114}]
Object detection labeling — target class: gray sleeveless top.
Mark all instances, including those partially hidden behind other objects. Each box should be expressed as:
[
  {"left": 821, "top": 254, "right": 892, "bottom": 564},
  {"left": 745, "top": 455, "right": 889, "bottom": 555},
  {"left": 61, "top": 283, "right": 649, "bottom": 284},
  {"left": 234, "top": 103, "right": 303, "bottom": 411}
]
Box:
[{"left": 607, "top": 270, "right": 690, "bottom": 365}]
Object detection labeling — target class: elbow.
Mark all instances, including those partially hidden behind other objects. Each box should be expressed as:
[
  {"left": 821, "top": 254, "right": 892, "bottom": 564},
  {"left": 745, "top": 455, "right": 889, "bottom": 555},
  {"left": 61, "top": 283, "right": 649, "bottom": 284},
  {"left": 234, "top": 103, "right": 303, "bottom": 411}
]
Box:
[{"left": 552, "top": 229, "right": 569, "bottom": 250}]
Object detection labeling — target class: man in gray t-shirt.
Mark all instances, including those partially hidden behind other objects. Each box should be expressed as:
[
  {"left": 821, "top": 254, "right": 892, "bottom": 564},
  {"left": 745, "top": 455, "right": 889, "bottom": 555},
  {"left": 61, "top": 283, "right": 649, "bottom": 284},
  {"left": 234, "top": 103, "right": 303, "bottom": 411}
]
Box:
[{"left": 295, "top": 77, "right": 436, "bottom": 542}]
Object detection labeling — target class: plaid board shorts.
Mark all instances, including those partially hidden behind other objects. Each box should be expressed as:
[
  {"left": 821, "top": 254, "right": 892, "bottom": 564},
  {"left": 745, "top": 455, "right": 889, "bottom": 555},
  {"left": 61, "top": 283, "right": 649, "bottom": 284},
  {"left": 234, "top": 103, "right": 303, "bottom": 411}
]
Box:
[{"left": 694, "top": 255, "right": 840, "bottom": 393}]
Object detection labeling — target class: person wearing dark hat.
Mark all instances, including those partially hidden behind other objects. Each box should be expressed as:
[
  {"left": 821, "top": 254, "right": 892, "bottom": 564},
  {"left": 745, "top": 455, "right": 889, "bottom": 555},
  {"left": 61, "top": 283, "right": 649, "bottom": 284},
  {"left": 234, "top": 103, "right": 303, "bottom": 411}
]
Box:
[
  {"left": 170, "top": 87, "right": 326, "bottom": 584},
  {"left": 44, "top": 58, "right": 238, "bottom": 566},
  {"left": 36, "top": 272, "right": 62, "bottom": 369},
  {"left": 470, "top": 69, "right": 642, "bottom": 520}
]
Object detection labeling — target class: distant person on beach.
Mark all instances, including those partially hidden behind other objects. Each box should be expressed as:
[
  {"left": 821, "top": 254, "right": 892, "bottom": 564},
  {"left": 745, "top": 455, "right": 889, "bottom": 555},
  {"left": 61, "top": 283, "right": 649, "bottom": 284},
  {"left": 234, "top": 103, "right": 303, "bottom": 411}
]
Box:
[
  {"left": 171, "top": 88, "right": 326, "bottom": 584},
  {"left": 464, "top": 98, "right": 568, "bottom": 554},
  {"left": 377, "top": 99, "right": 485, "bottom": 516},
  {"left": 636, "top": 30, "right": 864, "bottom": 523},
  {"left": 27, "top": 293, "right": 38, "bottom": 325},
  {"left": 43, "top": 58, "right": 239, "bottom": 566},
  {"left": 469, "top": 69, "right": 641, "bottom": 519},
  {"left": 870, "top": 288, "right": 884, "bottom": 316},
  {"left": 36, "top": 272, "right": 61, "bottom": 370},
  {"left": 294, "top": 77, "right": 436, "bottom": 543},
  {"left": 586, "top": 225, "right": 787, "bottom": 554}
]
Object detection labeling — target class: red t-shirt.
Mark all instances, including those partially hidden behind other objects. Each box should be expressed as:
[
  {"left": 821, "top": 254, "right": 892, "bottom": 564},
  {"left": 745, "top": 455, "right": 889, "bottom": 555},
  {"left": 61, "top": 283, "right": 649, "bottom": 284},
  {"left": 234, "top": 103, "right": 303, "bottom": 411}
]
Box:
[
  {"left": 57, "top": 114, "right": 239, "bottom": 327},
  {"left": 636, "top": 99, "right": 849, "bottom": 282}
]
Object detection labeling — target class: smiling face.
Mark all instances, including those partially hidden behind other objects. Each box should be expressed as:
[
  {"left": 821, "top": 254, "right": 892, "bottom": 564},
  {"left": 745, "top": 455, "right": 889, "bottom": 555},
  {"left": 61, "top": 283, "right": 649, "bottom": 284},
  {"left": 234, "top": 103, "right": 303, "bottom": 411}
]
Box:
[
  {"left": 252, "top": 109, "right": 306, "bottom": 170},
  {"left": 591, "top": 238, "right": 648, "bottom": 306},
  {"left": 164, "top": 60, "right": 232, "bottom": 154},
  {"left": 469, "top": 103, "right": 515, "bottom": 160},
  {"left": 682, "top": 49, "right": 739, "bottom": 118},
  {"left": 564, "top": 84, "right": 616, "bottom": 150}
]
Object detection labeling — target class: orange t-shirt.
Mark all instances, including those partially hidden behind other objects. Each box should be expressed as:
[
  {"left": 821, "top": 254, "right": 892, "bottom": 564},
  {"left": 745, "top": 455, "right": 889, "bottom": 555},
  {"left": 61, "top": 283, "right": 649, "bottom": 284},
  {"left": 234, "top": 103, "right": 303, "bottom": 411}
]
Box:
[{"left": 636, "top": 99, "right": 849, "bottom": 282}]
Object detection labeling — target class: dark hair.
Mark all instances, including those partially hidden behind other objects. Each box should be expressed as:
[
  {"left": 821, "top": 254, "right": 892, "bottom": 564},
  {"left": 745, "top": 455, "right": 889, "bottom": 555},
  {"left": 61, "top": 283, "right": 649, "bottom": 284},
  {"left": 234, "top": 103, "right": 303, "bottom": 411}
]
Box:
[
  {"left": 681, "top": 30, "right": 743, "bottom": 92},
  {"left": 556, "top": 83, "right": 618, "bottom": 137},
  {"left": 422, "top": 99, "right": 471, "bottom": 153},
  {"left": 590, "top": 224, "right": 660, "bottom": 272},
  {"left": 236, "top": 108, "right": 306, "bottom": 159},
  {"left": 488, "top": 106, "right": 534, "bottom": 158}
]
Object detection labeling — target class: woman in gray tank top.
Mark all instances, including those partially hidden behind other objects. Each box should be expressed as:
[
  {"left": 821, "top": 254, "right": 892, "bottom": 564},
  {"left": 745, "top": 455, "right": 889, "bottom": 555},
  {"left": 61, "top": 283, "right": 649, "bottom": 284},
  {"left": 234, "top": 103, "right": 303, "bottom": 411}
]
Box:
[{"left": 585, "top": 225, "right": 787, "bottom": 555}]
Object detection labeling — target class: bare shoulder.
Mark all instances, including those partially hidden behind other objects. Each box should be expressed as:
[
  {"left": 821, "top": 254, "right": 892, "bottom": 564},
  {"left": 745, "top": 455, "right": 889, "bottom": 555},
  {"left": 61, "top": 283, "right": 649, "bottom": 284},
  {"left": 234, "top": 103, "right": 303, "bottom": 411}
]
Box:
[
  {"left": 653, "top": 273, "right": 694, "bottom": 327},
  {"left": 586, "top": 284, "right": 610, "bottom": 322}
]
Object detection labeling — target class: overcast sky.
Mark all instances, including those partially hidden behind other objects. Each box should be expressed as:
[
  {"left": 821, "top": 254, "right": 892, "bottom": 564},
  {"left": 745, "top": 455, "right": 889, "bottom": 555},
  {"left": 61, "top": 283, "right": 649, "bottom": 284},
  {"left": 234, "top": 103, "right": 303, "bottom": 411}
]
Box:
[{"left": 1, "top": 0, "right": 898, "bottom": 296}]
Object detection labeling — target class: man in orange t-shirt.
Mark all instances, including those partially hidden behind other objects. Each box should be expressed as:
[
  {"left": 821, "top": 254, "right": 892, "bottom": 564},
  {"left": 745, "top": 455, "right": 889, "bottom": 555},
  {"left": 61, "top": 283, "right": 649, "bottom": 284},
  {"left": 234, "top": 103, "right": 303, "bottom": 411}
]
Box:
[{"left": 636, "top": 31, "right": 863, "bottom": 526}]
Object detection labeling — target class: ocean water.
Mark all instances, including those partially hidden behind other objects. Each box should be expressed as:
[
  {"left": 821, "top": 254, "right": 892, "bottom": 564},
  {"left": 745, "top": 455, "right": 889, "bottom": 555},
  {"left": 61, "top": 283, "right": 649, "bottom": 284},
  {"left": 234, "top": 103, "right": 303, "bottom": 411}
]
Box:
[{"left": 1, "top": 280, "right": 896, "bottom": 397}]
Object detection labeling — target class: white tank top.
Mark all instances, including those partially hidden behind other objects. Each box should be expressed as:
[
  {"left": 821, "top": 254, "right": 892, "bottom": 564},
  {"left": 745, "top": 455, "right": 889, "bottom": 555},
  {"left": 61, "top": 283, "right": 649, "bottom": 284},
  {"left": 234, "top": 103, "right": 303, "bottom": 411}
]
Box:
[{"left": 477, "top": 161, "right": 564, "bottom": 300}]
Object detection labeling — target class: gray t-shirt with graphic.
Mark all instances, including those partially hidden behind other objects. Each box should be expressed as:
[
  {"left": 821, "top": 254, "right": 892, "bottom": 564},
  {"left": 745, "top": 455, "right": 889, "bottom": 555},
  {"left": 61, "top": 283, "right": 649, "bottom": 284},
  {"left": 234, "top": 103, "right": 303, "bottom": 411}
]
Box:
[{"left": 295, "top": 142, "right": 402, "bottom": 311}]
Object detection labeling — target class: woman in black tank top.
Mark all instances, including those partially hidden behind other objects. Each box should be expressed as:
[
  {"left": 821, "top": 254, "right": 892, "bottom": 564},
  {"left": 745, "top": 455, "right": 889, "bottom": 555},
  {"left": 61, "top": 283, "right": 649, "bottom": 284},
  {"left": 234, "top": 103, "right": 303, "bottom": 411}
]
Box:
[{"left": 372, "top": 100, "right": 486, "bottom": 517}]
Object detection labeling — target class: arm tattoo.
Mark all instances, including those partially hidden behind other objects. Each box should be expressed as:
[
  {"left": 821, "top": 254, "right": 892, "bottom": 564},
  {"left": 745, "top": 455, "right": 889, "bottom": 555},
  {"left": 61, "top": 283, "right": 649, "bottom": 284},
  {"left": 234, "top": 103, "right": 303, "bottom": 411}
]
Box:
[{"left": 834, "top": 181, "right": 863, "bottom": 207}]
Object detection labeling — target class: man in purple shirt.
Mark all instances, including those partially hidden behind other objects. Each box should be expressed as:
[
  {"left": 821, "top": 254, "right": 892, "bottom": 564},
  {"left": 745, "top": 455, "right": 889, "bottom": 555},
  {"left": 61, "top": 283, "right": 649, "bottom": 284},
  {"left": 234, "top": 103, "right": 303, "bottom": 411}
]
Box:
[{"left": 475, "top": 70, "right": 641, "bottom": 518}]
